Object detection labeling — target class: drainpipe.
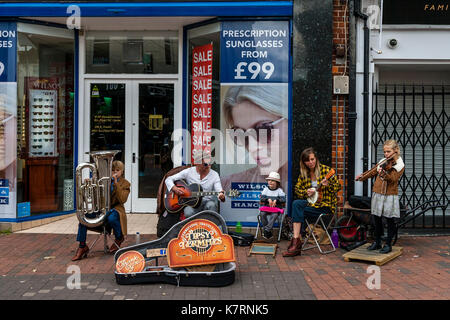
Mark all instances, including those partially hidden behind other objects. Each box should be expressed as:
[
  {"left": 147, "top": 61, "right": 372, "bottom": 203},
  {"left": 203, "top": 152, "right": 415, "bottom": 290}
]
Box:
[{"left": 353, "top": 0, "right": 370, "bottom": 196}]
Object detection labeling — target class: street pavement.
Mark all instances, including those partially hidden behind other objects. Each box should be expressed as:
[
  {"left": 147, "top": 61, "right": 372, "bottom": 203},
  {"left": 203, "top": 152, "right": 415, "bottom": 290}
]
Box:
[{"left": 0, "top": 223, "right": 449, "bottom": 301}]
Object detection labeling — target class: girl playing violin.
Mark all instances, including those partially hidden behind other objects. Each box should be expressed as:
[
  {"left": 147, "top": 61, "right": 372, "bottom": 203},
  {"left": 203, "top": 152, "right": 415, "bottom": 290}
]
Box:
[{"left": 356, "top": 140, "right": 404, "bottom": 254}]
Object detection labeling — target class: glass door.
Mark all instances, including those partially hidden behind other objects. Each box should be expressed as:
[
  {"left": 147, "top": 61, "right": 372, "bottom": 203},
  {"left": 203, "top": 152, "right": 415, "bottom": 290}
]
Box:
[
  {"left": 85, "top": 80, "right": 176, "bottom": 213},
  {"left": 85, "top": 80, "right": 132, "bottom": 212},
  {"left": 130, "top": 81, "right": 175, "bottom": 212}
]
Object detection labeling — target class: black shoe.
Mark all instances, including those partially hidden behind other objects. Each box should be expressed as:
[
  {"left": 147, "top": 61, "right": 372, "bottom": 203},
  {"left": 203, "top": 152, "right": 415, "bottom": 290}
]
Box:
[
  {"left": 367, "top": 242, "right": 382, "bottom": 250},
  {"left": 379, "top": 244, "right": 392, "bottom": 254},
  {"left": 263, "top": 230, "right": 273, "bottom": 240}
]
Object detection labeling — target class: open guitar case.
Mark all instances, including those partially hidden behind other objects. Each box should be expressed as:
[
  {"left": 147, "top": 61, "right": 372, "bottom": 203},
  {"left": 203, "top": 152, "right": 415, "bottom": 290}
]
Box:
[{"left": 114, "top": 210, "right": 236, "bottom": 287}]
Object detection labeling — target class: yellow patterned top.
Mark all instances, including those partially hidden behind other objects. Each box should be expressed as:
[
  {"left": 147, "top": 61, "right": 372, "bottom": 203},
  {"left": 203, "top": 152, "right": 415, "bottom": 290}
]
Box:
[{"left": 294, "top": 164, "right": 341, "bottom": 214}]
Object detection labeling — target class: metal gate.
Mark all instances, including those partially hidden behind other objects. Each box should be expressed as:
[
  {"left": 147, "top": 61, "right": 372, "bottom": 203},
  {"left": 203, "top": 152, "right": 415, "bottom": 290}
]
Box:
[{"left": 372, "top": 84, "right": 449, "bottom": 228}]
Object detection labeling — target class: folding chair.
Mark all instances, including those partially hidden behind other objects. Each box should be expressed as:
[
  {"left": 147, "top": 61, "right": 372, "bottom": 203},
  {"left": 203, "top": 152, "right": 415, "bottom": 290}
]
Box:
[
  {"left": 302, "top": 213, "right": 336, "bottom": 254},
  {"left": 88, "top": 225, "right": 113, "bottom": 254},
  {"left": 255, "top": 206, "right": 285, "bottom": 242}
]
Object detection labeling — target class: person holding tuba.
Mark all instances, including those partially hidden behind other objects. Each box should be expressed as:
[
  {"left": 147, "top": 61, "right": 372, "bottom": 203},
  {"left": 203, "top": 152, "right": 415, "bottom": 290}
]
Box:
[{"left": 72, "top": 160, "right": 130, "bottom": 261}]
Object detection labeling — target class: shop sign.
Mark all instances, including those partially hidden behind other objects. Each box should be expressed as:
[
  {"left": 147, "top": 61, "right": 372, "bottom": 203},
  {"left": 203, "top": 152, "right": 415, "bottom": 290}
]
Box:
[
  {"left": 0, "top": 22, "right": 16, "bottom": 82},
  {"left": 167, "top": 219, "right": 235, "bottom": 268},
  {"left": 191, "top": 43, "right": 213, "bottom": 163},
  {"left": 0, "top": 22, "right": 17, "bottom": 219},
  {"left": 383, "top": 0, "right": 450, "bottom": 25},
  {"left": 220, "top": 20, "right": 289, "bottom": 83},
  {"left": 219, "top": 20, "right": 290, "bottom": 225},
  {"left": 149, "top": 114, "right": 163, "bottom": 130},
  {"left": 0, "top": 179, "right": 8, "bottom": 205},
  {"left": 91, "top": 85, "right": 100, "bottom": 97}
]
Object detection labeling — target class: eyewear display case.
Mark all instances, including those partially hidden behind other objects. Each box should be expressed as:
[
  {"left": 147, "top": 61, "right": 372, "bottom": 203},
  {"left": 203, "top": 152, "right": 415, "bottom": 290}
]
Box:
[{"left": 25, "top": 77, "right": 58, "bottom": 212}]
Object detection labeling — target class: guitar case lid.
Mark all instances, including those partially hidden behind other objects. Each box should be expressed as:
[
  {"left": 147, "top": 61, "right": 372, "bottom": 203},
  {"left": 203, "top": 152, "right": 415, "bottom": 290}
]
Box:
[{"left": 228, "top": 231, "right": 254, "bottom": 246}]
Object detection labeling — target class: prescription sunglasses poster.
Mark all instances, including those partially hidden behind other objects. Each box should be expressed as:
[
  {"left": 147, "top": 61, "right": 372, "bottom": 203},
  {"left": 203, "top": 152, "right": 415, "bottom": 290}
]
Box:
[
  {"left": 0, "top": 22, "right": 18, "bottom": 218},
  {"left": 219, "top": 21, "right": 290, "bottom": 225}
]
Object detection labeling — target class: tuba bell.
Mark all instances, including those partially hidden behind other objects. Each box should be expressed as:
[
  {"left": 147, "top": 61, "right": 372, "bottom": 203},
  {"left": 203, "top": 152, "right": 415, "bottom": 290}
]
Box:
[{"left": 75, "top": 150, "right": 119, "bottom": 228}]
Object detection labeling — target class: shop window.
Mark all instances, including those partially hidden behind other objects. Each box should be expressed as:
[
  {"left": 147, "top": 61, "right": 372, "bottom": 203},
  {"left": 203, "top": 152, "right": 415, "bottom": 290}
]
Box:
[
  {"left": 85, "top": 31, "right": 178, "bottom": 74},
  {"left": 16, "top": 23, "right": 75, "bottom": 214},
  {"left": 186, "top": 20, "right": 290, "bottom": 224}
]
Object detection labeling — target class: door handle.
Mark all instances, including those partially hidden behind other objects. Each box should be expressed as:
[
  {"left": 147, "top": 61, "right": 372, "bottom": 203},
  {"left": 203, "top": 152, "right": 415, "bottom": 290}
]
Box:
[{"left": 132, "top": 152, "right": 136, "bottom": 163}]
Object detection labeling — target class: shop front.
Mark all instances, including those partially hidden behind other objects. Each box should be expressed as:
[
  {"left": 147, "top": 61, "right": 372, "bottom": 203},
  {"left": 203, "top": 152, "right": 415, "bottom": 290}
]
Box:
[{"left": 0, "top": 1, "right": 296, "bottom": 229}]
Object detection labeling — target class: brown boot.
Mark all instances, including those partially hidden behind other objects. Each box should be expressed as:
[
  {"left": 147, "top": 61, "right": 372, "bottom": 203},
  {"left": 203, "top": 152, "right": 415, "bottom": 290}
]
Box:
[
  {"left": 109, "top": 236, "right": 124, "bottom": 254},
  {"left": 71, "top": 246, "right": 89, "bottom": 261},
  {"left": 282, "top": 237, "right": 302, "bottom": 257}
]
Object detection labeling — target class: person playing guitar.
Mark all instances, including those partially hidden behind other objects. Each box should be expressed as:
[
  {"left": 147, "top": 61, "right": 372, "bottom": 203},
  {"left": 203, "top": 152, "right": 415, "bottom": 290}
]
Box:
[
  {"left": 282, "top": 147, "right": 341, "bottom": 257},
  {"left": 165, "top": 154, "right": 225, "bottom": 218}
]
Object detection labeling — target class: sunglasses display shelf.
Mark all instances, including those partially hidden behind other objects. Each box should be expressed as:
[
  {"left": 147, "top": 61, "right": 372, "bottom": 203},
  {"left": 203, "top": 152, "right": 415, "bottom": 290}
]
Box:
[
  {"left": 25, "top": 86, "right": 59, "bottom": 212},
  {"left": 28, "top": 90, "right": 57, "bottom": 158}
]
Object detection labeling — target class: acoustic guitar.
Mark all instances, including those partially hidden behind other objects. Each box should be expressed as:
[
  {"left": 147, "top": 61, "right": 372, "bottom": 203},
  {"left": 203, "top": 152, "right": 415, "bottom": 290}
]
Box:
[
  {"left": 307, "top": 168, "right": 336, "bottom": 205},
  {"left": 164, "top": 180, "right": 240, "bottom": 213}
]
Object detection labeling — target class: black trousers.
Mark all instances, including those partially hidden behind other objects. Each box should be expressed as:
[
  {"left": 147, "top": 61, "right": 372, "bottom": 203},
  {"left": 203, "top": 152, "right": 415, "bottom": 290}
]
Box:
[{"left": 373, "top": 215, "right": 396, "bottom": 245}]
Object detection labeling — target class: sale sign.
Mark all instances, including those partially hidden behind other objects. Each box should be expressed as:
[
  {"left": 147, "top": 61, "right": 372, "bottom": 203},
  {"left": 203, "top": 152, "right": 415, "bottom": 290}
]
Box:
[
  {"left": 191, "top": 43, "right": 213, "bottom": 163},
  {"left": 220, "top": 21, "right": 289, "bottom": 83}
]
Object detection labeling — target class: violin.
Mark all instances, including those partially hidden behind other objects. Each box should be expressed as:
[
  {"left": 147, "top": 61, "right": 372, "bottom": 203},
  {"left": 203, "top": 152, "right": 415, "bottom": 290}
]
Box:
[
  {"left": 378, "top": 154, "right": 397, "bottom": 179},
  {"left": 381, "top": 157, "right": 396, "bottom": 171},
  {"left": 356, "top": 153, "right": 396, "bottom": 181}
]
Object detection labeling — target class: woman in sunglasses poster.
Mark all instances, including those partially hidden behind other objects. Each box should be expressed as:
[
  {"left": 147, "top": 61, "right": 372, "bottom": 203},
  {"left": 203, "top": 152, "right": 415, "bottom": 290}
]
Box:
[{"left": 219, "top": 84, "right": 289, "bottom": 224}]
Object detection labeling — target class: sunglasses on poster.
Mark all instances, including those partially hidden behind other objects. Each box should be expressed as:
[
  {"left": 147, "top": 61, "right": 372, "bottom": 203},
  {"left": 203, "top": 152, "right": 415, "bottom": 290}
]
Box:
[
  {"left": 33, "top": 112, "right": 42, "bottom": 115},
  {"left": 230, "top": 117, "right": 285, "bottom": 146}
]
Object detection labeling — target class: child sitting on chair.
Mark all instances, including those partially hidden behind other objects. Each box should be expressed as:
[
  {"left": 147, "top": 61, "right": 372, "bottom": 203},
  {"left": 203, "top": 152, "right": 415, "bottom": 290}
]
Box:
[{"left": 259, "top": 172, "right": 286, "bottom": 239}]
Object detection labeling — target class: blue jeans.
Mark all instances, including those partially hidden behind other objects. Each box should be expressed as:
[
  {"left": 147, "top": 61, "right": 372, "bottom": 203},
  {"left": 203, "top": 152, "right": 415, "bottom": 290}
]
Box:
[
  {"left": 76, "top": 209, "right": 122, "bottom": 244},
  {"left": 291, "top": 200, "right": 331, "bottom": 232},
  {"left": 183, "top": 198, "right": 218, "bottom": 218}
]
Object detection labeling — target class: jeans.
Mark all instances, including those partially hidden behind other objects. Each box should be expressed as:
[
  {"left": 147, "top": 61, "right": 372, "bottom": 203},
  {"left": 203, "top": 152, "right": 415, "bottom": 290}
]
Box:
[
  {"left": 183, "top": 198, "right": 218, "bottom": 218},
  {"left": 259, "top": 211, "right": 280, "bottom": 232},
  {"left": 291, "top": 199, "right": 331, "bottom": 233},
  {"left": 76, "top": 209, "right": 122, "bottom": 244}
]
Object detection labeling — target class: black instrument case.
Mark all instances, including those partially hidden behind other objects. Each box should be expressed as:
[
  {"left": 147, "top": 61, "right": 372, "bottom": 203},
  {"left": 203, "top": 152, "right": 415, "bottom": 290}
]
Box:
[{"left": 114, "top": 210, "right": 236, "bottom": 287}]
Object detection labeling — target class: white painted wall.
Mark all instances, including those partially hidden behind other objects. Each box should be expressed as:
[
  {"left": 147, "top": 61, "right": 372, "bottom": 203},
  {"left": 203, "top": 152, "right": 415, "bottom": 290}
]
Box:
[{"left": 374, "top": 27, "right": 450, "bottom": 63}]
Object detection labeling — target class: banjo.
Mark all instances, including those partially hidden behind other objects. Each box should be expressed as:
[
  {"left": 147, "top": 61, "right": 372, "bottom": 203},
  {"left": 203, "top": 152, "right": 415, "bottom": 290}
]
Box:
[{"left": 307, "top": 168, "right": 336, "bottom": 204}]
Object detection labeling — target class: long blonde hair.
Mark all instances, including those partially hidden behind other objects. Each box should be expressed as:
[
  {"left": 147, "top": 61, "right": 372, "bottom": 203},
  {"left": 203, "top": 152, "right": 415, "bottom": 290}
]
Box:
[
  {"left": 223, "top": 85, "right": 288, "bottom": 127},
  {"left": 299, "top": 148, "right": 321, "bottom": 180}
]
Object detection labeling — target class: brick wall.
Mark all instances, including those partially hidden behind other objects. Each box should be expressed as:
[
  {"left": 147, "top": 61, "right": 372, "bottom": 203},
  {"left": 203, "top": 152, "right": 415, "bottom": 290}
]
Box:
[{"left": 332, "top": 0, "right": 350, "bottom": 215}]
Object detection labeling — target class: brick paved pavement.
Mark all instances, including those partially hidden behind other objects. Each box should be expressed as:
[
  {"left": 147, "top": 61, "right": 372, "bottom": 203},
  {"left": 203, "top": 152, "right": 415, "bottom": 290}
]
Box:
[{"left": 0, "top": 233, "right": 448, "bottom": 300}]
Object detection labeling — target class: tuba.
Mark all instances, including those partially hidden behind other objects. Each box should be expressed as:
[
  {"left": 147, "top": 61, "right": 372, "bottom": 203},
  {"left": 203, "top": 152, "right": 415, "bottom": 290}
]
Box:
[{"left": 75, "top": 150, "right": 119, "bottom": 228}]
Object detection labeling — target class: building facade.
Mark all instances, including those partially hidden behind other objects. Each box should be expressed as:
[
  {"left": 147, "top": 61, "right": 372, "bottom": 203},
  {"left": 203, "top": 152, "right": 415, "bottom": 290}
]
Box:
[{"left": 0, "top": 0, "right": 447, "bottom": 232}]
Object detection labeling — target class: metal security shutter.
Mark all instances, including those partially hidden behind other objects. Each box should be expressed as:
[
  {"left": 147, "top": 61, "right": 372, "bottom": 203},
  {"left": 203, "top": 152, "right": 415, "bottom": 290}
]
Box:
[{"left": 372, "top": 85, "right": 449, "bottom": 228}]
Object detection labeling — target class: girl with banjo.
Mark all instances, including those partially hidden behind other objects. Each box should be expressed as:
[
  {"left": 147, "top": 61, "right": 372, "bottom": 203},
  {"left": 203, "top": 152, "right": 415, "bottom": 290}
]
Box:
[{"left": 282, "top": 147, "right": 341, "bottom": 257}]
